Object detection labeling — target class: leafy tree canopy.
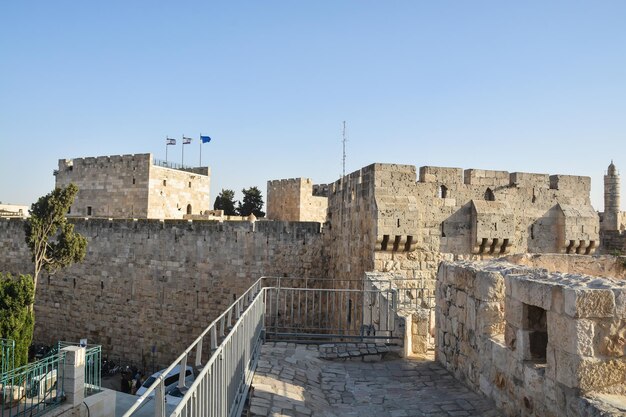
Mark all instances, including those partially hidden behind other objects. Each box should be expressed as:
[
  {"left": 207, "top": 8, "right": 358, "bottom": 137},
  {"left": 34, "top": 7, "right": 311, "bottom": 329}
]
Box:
[
  {"left": 0, "top": 273, "right": 35, "bottom": 368},
  {"left": 213, "top": 189, "right": 237, "bottom": 216},
  {"left": 24, "top": 183, "right": 87, "bottom": 293},
  {"left": 236, "top": 186, "right": 265, "bottom": 218}
]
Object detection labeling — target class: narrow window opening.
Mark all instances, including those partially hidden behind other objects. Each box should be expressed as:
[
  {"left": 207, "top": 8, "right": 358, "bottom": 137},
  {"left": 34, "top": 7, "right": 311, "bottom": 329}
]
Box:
[
  {"left": 438, "top": 185, "right": 448, "bottom": 198},
  {"left": 67, "top": 206, "right": 71, "bottom": 214},
  {"left": 347, "top": 299, "right": 353, "bottom": 324},
  {"left": 186, "top": 204, "right": 192, "bottom": 215},
  {"left": 441, "top": 222, "right": 446, "bottom": 237},
  {"left": 133, "top": 178, "right": 136, "bottom": 185},
  {"left": 397, "top": 219, "right": 400, "bottom": 228},
  {"left": 73, "top": 278, "right": 76, "bottom": 289},
  {"left": 485, "top": 188, "right": 495, "bottom": 201},
  {"left": 188, "top": 181, "right": 192, "bottom": 188},
  {"left": 87, "top": 206, "right": 92, "bottom": 216},
  {"left": 163, "top": 179, "right": 167, "bottom": 186},
  {"left": 530, "top": 224, "right": 535, "bottom": 240},
  {"left": 524, "top": 304, "right": 548, "bottom": 362}
]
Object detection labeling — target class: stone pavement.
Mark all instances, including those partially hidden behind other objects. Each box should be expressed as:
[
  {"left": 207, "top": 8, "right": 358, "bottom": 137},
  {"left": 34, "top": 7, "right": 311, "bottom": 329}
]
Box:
[{"left": 249, "top": 342, "right": 504, "bottom": 417}]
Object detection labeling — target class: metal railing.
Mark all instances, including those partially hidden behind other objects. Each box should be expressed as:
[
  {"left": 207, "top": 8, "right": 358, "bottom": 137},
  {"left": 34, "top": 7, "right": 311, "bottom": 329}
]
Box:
[
  {"left": 123, "top": 279, "right": 264, "bottom": 417},
  {"left": 45, "top": 341, "right": 102, "bottom": 397},
  {"left": 0, "top": 338, "right": 14, "bottom": 375},
  {"left": 123, "top": 276, "right": 404, "bottom": 417},
  {"left": 0, "top": 352, "right": 65, "bottom": 417},
  {"left": 264, "top": 286, "right": 399, "bottom": 341},
  {"left": 153, "top": 159, "right": 193, "bottom": 171}
]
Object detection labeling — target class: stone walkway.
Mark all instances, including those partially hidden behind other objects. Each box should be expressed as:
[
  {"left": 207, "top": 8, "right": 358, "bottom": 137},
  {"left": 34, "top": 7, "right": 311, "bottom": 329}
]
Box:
[{"left": 249, "top": 342, "right": 504, "bottom": 417}]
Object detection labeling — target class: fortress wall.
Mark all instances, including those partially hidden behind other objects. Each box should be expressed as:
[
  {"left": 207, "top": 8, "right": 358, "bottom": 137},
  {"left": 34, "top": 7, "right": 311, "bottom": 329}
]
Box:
[
  {"left": 266, "top": 178, "right": 328, "bottom": 223},
  {"left": 327, "top": 167, "right": 377, "bottom": 287},
  {"left": 330, "top": 163, "right": 599, "bottom": 290},
  {"left": 147, "top": 165, "right": 211, "bottom": 219},
  {"left": 0, "top": 218, "right": 326, "bottom": 367},
  {"left": 56, "top": 154, "right": 151, "bottom": 218}
]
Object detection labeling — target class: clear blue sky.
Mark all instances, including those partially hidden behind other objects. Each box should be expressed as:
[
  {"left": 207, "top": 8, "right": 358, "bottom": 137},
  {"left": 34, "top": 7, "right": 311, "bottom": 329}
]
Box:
[{"left": 1, "top": 1, "right": 625, "bottom": 210}]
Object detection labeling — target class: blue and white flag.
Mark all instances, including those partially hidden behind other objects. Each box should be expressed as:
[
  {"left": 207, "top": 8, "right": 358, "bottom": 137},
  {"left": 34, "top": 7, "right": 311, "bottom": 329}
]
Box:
[
  {"left": 200, "top": 135, "right": 211, "bottom": 144},
  {"left": 166, "top": 138, "right": 176, "bottom": 145},
  {"left": 183, "top": 136, "right": 192, "bottom": 145}
]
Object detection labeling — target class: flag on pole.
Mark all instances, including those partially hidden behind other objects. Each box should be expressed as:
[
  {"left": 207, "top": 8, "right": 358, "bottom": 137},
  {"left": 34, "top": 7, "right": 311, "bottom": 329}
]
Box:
[
  {"left": 200, "top": 135, "right": 211, "bottom": 144},
  {"left": 167, "top": 138, "right": 176, "bottom": 145},
  {"left": 183, "top": 137, "right": 192, "bottom": 145}
]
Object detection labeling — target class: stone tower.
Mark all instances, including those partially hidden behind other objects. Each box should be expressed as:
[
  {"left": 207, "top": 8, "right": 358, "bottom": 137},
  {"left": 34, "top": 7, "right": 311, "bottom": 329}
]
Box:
[{"left": 602, "top": 161, "right": 620, "bottom": 231}]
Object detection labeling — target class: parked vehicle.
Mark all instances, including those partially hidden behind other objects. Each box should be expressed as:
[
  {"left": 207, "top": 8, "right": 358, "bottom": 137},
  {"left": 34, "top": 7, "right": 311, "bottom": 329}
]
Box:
[
  {"left": 135, "top": 365, "right": 194, "bottom": 397},
  {"left": 164, "top": 386, "right": 188, "bottom": 406}
]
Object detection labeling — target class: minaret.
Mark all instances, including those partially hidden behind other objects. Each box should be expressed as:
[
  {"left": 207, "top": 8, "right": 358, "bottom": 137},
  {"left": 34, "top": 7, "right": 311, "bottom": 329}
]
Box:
[{"left": 603, "top": 161, "right": 620, "bottom": 231}]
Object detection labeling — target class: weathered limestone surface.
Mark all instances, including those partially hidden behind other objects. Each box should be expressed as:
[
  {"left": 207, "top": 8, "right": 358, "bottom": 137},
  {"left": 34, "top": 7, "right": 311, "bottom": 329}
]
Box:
[
  {"left": 326, "top": 163, "right": 599, "bottom": 292},
  {"left": 0, "top": 218, "right": 326, "bottom": 367},
  {"left": 437, "top": 259, "right": 626, "bottom": 417},
  {"left": 55, "top": 153, "right": 211, "bottom": 219},
  {"left": 266, "top": 178, "right": 328, "bottom": 223}
]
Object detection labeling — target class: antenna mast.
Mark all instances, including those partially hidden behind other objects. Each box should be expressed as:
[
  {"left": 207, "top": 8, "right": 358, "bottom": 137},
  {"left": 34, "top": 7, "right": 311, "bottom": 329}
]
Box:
[{"left": 342, "top": 121, "right": 347, "bottom": 177}]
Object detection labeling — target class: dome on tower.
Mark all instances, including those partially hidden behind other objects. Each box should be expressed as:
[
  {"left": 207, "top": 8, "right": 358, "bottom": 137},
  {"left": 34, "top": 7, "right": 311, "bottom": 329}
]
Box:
[{"left": 608, "top": 161, "right": 617, "bottom": 176}]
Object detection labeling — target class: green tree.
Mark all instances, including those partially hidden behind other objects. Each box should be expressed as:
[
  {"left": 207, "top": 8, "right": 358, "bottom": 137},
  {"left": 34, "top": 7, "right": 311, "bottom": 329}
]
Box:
[
  {"left": 0, "top": 273, "right": 35, "bottom": 367},
  {"left": 24, "top": 184, "right": 88, "bottom": 295},
  {"left": 236, "top": 186, "right": 265, "bottom": 217},
  {"left": 213, "top": 189, "right": 237, "bottom": 216}
]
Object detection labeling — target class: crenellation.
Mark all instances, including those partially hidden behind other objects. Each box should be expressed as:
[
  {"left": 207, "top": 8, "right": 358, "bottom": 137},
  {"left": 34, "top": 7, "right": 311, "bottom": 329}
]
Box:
[{"left": 56, "top": 153, "right": 210, "bottom": 219}]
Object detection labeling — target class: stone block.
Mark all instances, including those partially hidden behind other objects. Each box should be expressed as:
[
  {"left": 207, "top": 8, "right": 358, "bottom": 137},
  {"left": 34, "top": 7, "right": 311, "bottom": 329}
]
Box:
[
  {"left": 473, "top": 271, "right": 504, "bottom": 302},
  {"left": 546, "top": 313, "right": 594, "bottom": 357},
  {"left": 476, "top": 301, "right": 504, "bottom": 336},
  {"left": 504, "top": 297, "right": 524, "bottom": 328},
  {"left": 563, "top": 288, "right": 615, "bottom": 318}
]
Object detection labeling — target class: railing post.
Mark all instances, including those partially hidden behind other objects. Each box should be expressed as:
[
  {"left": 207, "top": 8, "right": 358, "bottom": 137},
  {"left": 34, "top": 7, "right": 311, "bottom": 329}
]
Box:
[
  {"left": 195, "top": 339, "right": 203, "bottom": 367},
  {"left": 211, "top": 326, "right": 218, "bottom": 350},
  {"left": 178, "top": 353, "right": 188, "bottom": 388},
  {"left": 154, "top": 380, "right": 166, "bottom": 417}
]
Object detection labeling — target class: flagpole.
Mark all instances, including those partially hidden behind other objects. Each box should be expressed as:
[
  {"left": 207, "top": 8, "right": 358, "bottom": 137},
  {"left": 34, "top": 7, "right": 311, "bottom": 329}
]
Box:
[
  {"left": 181, "top": 135, "right": 184, "bottom": 166},
  {"left": 166, "top": 138, "right": 168, "bottom": 164},
  {"left": 199, "top": 133, "right": 202, "bottom": 167}
]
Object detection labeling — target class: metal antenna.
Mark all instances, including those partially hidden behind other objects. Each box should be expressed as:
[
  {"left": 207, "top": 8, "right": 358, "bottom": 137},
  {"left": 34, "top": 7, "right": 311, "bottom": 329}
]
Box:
[{"left": 342, "top": 121, "right": 347, "bottom": 177}]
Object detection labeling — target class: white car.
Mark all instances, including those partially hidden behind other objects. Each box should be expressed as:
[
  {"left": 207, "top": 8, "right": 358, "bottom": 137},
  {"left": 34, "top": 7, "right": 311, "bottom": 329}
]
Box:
[
  {"left": 164, "top": 386, "right": 188, "bottom": 406},
  {"left": 136, "top": 365, "right": 194, "bottom": 397}
]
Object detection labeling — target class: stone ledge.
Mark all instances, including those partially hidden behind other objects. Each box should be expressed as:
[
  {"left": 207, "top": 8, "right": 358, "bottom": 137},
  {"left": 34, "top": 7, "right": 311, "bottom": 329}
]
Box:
[{"left": 319, "top": 343, "right": 389, "bottom": 361}]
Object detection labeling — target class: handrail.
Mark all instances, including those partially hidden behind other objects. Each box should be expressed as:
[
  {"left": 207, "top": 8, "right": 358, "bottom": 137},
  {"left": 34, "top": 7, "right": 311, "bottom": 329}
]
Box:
[{"left": 123, "top": 277, "right": 265, "bottom": 417}]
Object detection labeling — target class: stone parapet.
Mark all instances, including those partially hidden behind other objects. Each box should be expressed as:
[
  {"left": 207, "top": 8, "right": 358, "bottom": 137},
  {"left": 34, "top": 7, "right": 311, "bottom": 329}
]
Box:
[{"left": 436, "top": 258, "right": 626, "bottom": 417}]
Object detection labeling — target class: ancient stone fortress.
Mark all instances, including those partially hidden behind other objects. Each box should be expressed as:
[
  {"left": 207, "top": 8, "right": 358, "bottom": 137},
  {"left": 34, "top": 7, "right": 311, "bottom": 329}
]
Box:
[
  {"left": 55, "top": 153, "right": 211, "bottom": 219},
  {"left": 4, "top": 158, "right": 626, "bottom": 415},
  {"left": 266, "top": 178, "right": 328, "bottom": 223}
]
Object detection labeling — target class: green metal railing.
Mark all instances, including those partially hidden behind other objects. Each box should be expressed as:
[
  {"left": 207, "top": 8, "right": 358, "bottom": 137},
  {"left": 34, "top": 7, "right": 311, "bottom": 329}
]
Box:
[
  {"left": 55, "top": 342, "right": 102, "bottom": 397},
  {"left": 0, "top": 338, "right": 15, "bottom": 375},
  {"left": 0, "top": 352, "right": 65, "bottom": 417}
]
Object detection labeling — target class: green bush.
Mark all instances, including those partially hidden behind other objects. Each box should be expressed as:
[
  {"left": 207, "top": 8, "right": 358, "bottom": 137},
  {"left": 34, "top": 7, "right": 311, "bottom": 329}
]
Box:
[{"left": 0, "top": 273, "right": 35, "bottom": 368}]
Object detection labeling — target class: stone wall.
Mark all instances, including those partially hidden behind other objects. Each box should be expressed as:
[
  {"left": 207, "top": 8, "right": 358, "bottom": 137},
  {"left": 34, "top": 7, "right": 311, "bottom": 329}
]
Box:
[
  {"left": 437, "top": 259, "right": 626, "bottom": 417},
  {"left": 55, "top": 153, "right": 211, "bottom": 219},
  {"left": 147, "top": 164, "right": 211, "bottom": 219},
  {"left": 325, "top": 163, "right": 599, "bottom": 292},
  {"left": 0, "top": 218, "right": 326, "bottom": 367},
  {"left": 266, "top": 178, "right": 328, "bottom": 223}
]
